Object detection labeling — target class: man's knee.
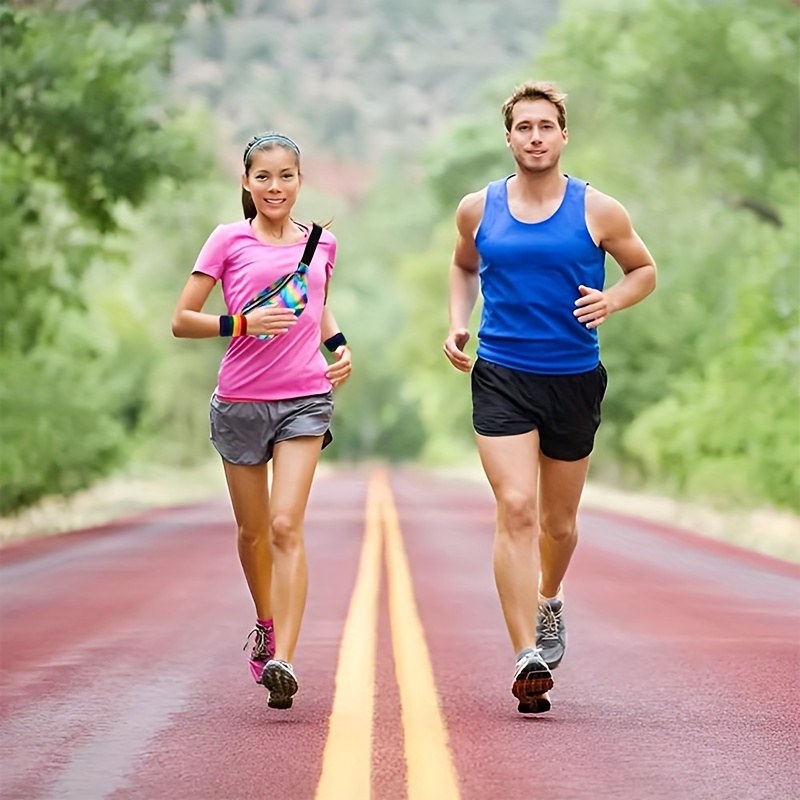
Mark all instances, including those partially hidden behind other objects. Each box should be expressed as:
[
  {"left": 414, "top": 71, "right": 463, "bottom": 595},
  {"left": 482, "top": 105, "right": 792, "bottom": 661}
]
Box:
[
  {"left": 539, "top": 510, "right": 578, "bottom": 544},
  {"left": 497, "top": 492, "right": 538, "bottom": 537}
]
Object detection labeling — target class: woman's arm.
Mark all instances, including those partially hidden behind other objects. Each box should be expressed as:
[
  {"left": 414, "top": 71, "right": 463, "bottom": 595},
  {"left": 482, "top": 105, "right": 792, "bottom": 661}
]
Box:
[
  {"left": 172, "top": 273, "right": 297, "bottom": 339},
  {"left": 171, "top": 274, "right": 223, "bottom": 338},
  {"left": 320, "top": 298, "right": 351, "bottom": 388},
  {"left": 320, "top": 303, "right": 344, "bottom": 344}
]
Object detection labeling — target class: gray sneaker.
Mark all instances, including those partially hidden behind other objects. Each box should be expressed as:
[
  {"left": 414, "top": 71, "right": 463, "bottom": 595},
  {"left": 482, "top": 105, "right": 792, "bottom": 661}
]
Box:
[
  {"left": 536, "top": 598, "right": 566, "bottom": 669},
  {"left": 512, "top": 647, "right": 553, "bottom": 714},
  {"left": 262, "top": 659, "right": 298, "bottom": 709}
]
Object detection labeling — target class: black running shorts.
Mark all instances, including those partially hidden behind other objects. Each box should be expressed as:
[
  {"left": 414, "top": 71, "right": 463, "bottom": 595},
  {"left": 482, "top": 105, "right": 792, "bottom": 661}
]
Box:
[{"left": 470, "top": 357, "right": 607, "bottom": 462}]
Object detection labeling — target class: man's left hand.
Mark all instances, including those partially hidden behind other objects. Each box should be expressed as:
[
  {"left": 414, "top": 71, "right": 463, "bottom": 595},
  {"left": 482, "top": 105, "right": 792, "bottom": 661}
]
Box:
[{"left": 574, "top": 285, "right": 614, "bottom": 329}]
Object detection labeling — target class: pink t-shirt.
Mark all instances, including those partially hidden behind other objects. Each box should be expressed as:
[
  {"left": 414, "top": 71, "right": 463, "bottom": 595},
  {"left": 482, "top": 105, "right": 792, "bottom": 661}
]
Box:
[{"left": 192, "top": 220, "right": 336, "bottom": 401}]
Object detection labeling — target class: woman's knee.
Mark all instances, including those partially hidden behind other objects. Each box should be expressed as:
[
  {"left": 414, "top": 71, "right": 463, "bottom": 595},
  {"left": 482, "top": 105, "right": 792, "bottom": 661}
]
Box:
[
  {"left": 269, "top": 513, "right": 303, "bottom": 553},
  {"left": 237, "top": 523, "right": 268, "bottom": 548}
]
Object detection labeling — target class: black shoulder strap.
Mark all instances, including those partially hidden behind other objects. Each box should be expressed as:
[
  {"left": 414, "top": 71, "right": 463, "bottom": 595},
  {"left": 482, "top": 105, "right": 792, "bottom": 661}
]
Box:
[{"left": 300, "top": 223, "right": 323, "bottom": 267}]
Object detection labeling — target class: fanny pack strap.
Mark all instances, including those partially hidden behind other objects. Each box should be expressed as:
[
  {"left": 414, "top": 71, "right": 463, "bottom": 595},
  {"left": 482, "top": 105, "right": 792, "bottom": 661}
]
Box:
[{"left": 299, "top": 223, "right": 323, "bottom": 266}]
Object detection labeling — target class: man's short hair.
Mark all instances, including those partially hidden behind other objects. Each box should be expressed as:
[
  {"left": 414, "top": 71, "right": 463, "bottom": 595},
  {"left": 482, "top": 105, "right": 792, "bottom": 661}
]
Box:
[{"left": 502, "top": 81, "right": 568, "bottom": 131}]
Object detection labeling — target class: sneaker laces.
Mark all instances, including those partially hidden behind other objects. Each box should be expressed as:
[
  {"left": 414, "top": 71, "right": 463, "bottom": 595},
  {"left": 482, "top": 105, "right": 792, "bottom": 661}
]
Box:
[
  {"left": 538, "top": 603, "right": 562, "bottom": 642},
  {"left": 243, "top": 623, "right": 274, "bottom": 661}
]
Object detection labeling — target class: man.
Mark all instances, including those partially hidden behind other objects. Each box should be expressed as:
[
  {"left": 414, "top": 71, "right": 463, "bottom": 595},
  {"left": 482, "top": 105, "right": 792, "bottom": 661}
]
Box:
[{"left": 443, "top": 81, "right": 657, "bottom": 714}]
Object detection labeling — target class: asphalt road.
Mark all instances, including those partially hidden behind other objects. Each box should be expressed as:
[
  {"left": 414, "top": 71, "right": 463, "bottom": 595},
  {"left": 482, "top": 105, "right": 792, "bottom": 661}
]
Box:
[{"left": 1, "top": 467, "right": 798, "bottom": 800}]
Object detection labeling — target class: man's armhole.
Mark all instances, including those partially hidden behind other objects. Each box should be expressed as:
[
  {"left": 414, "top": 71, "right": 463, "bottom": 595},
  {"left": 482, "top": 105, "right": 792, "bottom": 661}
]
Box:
[
  {"left": 460, "top": 188, "right": 488, "bottom": 243},
  {"left": 584, "top": 185, "right": 610, "bottom": 249},
  {"left": 472, "top": 188, "right": 489, "bottom": 243}
]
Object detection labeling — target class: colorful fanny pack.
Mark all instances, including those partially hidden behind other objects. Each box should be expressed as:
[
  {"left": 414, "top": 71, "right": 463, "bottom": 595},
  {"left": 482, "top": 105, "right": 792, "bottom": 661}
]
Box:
[{"left": 240, "top": 223, "right": 323, "bottom": 341}]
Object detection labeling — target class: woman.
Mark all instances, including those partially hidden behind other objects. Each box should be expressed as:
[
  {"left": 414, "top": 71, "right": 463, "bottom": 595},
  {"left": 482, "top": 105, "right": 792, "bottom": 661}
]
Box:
[{"left": 172, "top": 132, "right": 352, "bottom": 709}]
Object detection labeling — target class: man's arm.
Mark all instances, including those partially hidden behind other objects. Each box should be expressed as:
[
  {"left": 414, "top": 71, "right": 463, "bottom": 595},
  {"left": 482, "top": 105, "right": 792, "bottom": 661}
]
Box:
[
  {"left": 578, "top": 189, "right": 657, "bottom": 329},
  {"left": 443, "top": 190, "right": 485, "bottom": 371}
]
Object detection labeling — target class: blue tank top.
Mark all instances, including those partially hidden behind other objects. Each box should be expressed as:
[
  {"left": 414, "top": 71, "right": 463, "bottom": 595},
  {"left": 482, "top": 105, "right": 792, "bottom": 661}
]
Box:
[{"left": 475, "top": 175, "right": 606, "bottom": 374}]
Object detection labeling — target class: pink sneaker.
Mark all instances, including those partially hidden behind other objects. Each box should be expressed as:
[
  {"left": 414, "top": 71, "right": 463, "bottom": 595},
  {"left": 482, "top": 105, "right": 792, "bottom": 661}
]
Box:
[{"left": 243, "top": 621, "right": 275, "bottom": 684}]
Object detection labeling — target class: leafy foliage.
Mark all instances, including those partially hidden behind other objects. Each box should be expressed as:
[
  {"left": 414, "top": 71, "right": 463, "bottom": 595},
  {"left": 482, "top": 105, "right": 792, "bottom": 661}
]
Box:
[
  {"left": 393, "top": 0, "right": 800, "bottom": 510},
  {"left": 0, "top": 0, "right": 229, "bottom": 513},
  {"left": 2, "top": 0, "right": 797, "bottom": 518}
]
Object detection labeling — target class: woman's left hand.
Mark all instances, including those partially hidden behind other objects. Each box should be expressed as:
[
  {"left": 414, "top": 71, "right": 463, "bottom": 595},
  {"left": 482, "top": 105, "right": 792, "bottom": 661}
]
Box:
[
  {"left": 326, "top": 345, "right": 352, "bottom": 388},
  {"left": 574, "top": 284, "right": 615, "bottom": 329}
]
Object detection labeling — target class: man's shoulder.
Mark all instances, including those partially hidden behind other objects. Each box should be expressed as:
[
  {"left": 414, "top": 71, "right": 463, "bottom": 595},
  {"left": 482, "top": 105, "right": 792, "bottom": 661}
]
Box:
[
  {"left": 459, "top": 186, "right": 489, "bottom": 209},
  {"left": 456, "top": 184, "right": 492, "bottom": 219},
  {"left": 459, "top": 173, "right": 511, "bottom": 206},
  {"left": 455, "top": 188, "right": 489, "bottom": 235},
  {"left": 584, "top": 184, "right": 628, "bottom": 219}
]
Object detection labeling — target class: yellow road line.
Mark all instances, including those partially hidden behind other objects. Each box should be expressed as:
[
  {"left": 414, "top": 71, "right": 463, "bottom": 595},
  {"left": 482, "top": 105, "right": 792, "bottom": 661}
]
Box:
[
  {"left": 315, "top": 474, "right": 383, "bottom": 800},
  {"left": 379, "top": 470, "right": 461, "bottom": 800}
]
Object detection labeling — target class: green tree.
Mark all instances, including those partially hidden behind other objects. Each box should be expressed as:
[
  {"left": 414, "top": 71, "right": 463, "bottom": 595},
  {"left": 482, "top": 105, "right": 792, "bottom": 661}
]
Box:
[
  {"left": 0, "top": 1, "right": 230, "bottom": 513},
  {"left": 392, "top": 0, "right": 800, "bottom": 509}
]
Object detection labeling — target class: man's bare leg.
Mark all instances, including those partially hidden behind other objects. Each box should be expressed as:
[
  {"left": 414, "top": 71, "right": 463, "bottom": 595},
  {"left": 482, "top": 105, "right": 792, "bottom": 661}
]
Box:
[
  {"left": 538, "top": 454, "right": 590, "bottom": 596},
  {"left": 476, "top": 431, "right": 541, "bottom": 653},
  {"left": 476, "top": 431, "right": 554, "bottom": 712},
  {"left": 536, "top": 453, "right": 591, "bottom": 668}
]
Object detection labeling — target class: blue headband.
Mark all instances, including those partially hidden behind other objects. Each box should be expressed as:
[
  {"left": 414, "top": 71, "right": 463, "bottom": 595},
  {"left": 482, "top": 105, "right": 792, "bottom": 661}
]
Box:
[{"left": 243, "top": 134, "right": 301, "bottom": 163}]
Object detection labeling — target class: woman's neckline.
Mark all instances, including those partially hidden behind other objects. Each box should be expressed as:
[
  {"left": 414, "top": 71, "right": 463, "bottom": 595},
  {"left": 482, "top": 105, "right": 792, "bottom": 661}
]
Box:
[{"left": 246, "top": 218, "right": 309, "bottom": 247}]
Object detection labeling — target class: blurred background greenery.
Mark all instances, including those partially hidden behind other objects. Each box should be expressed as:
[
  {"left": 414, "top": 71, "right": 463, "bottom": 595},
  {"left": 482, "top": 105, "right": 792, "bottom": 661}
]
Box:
[{"left": 1, "top": 0, "right": 798, "bottom": 517}]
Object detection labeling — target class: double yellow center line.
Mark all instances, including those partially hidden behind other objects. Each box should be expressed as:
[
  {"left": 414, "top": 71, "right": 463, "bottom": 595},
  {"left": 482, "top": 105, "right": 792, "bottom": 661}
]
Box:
[{"left": 315, "top": 470, "right": 460, "bottom": 800}]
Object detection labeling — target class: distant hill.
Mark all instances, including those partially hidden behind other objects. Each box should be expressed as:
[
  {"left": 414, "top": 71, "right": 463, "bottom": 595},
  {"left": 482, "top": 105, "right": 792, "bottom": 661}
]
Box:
[{"left": 171, "top": 0, "right": 560, "bottom": 185}]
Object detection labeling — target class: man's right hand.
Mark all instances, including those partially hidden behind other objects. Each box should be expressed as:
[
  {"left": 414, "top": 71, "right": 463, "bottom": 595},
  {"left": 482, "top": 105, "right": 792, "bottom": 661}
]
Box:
[{"left": 443, "top": 328, "right": 472, "bottom": 372}]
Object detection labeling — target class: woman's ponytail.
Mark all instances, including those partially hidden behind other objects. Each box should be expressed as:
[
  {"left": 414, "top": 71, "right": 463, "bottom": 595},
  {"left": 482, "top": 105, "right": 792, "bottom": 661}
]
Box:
[{"left": 241, "top": 187, "right": 256, "bottom": 220}]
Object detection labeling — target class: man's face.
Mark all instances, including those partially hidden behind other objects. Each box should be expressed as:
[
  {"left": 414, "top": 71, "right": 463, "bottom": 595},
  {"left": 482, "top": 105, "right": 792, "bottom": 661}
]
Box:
[{"left": 506, "top": 99, "right": 568, "bottom": 174}]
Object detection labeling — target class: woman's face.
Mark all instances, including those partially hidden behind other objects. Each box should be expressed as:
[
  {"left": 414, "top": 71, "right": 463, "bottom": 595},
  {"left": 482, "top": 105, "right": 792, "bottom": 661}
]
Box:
[{"left": 242, "top": 146, "right": 301, "bottom": 221}]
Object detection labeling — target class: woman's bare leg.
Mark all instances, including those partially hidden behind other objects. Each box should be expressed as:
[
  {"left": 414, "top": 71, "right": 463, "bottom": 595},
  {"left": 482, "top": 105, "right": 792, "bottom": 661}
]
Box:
[
  {"left": 268, "top": 435, "right": 324, "bottom": 663},
  {"left": 222, "top": 461, "right": 272, "bottom": 620}
]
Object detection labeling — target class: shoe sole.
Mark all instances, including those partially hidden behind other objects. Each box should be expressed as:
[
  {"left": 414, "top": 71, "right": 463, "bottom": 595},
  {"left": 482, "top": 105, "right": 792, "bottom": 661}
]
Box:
[
  {"left": 518, "top": 692, "right": 551, "bottom": 714},
  {"left": 262, "top": 662, "right": 298, "bottom": 710},
  {"left": 268, "top": 694, "right": 294, "bottom": 710},
  {"left": 512, "top": 661, "right": 554, "bottom": 709}
]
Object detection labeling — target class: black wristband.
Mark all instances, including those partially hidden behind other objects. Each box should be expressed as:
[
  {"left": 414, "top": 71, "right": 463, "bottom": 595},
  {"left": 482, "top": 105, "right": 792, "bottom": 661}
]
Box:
[
  {"left": 324, "top": 332, "right": 348, "bottom": 352},
  {"left": 220, "top": 315, "right": 234, "bottom": 337}
]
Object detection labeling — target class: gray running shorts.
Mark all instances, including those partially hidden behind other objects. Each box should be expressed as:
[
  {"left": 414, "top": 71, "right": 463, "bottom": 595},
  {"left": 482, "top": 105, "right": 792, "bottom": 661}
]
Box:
[{"left": 209, "top": 392, "right": 334, "bottom": 466}]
